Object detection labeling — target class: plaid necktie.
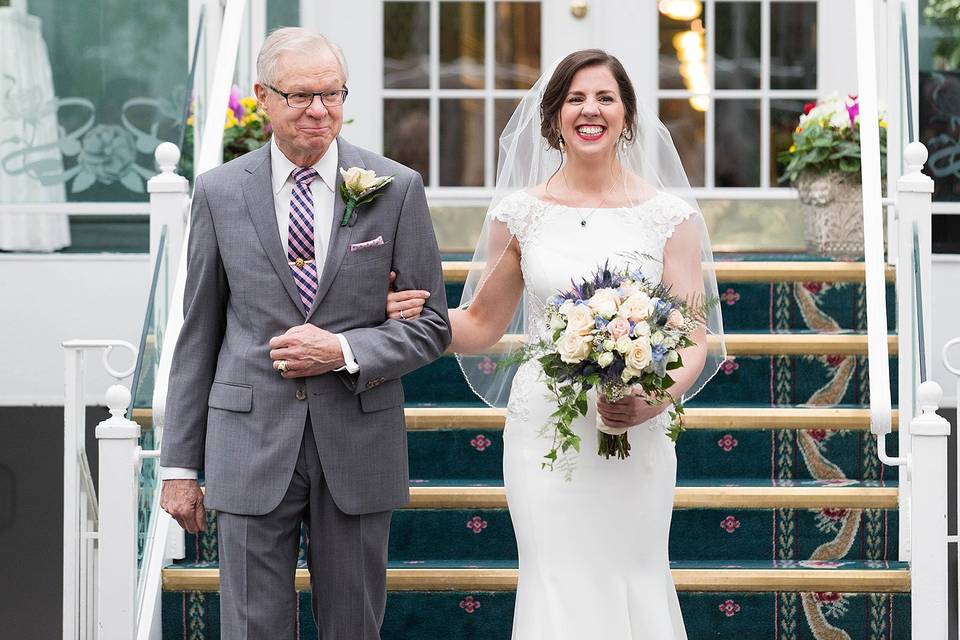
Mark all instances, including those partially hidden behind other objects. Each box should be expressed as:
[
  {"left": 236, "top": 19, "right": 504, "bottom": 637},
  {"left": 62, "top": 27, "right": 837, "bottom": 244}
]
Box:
[{"left": 287, "top": 166, "right": 320, "bottom": 312}]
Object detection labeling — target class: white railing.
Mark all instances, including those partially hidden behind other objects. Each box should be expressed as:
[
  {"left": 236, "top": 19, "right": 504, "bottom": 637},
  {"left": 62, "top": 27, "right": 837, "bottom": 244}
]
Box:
[
  {"left": 62, "top": 340, "right": 137, "bottom": 640},
  {"left": 857, "top": 0, "right": 950, "bottom": 637}
]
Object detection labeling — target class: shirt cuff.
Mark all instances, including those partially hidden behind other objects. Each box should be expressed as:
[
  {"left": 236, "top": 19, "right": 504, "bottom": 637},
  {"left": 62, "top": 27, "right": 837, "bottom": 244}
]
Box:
[
  {"left": 160, "top": 466, "right": 199, "bottom": 481},
  {"left": 336, "top": 333, "right": 360, "bottom": 374}
]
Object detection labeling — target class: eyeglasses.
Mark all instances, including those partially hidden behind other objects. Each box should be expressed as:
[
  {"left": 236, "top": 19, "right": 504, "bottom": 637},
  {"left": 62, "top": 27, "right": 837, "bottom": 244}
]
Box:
[{"left": 267, "top": 85, "right": 348, "bottom": 109}]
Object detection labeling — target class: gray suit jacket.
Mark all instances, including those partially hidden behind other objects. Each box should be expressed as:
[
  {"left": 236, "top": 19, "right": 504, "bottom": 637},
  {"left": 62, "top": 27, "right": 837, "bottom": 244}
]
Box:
[{"left": 160, "top": 138, "right": 450, "bottom": 516}]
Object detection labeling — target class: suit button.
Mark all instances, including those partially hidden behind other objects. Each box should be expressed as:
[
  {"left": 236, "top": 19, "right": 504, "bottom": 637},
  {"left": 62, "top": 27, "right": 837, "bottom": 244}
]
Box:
[{"left": 296, "top": 389, "right": 306, "bottom": 401}]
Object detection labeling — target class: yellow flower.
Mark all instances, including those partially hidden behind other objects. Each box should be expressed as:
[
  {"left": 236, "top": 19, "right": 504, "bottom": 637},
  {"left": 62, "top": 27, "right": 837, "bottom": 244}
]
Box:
[
  {"left": 789, "top": 144, "right": 797, "bottom": 153},
  {"left": 879, "top": 120, "right": 888, "bottom": 129},
  {"left": 795, "top": 126, "right": 802, "bottom": 134},
  {"left": 186, "top": 115, "right": 195, "bottom": 127},
  {"left": 241, "top": 96, "right": 258, "bottom": 112},
  {"left": 225, "top": 110, "right": 239, "bottom": 129}
]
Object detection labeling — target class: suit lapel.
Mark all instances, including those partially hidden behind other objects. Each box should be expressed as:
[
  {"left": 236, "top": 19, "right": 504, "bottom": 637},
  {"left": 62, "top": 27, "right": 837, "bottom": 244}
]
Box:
[
  {"left": 306, "top": 138, "right": 364, "bottom": 320},
  {"left": 241, "top": 145, "right": 306, "bottom": 316}
]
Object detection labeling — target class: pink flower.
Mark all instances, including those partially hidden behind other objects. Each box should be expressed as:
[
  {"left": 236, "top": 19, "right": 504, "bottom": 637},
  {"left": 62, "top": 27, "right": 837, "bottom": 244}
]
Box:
[
  {"left": 813, "top": 591, "right": 844, "bottom": 604},
  {"left": 809, "top": 429, "right": 829, "bottom": 442},
  {"left": 228, "top": 84, "right": 244, "bottom": 122},
  {"left": 718, "top": 599, "right": 741, "bottom": 617},
  {"left": 606, "top": 316, "right": 631, "bottom": 340},
  {"left": 720, "top": 516, "right": 741, "bottom": 534},
  {"left": 460, "top": 596, "right": 481, "bottom": 613},
  {"left": 478, "top": 357, "right": 496, "bottom": 375},
  {"left": 720, "top": 288, "right": 740, "bottom": 306},
  {"left": 666, "top": 309, "right": 685, "bottom": 329},
  {"left": 845, "top": 95, "right": 860, "bottom": 127},
  {"left": 720, "top": 359, "right": 739, "bottom": 375},
  {"left": 466, "top": 516, "right": 488, "bottom": 534},
  {"left": 717, "top": 434, "right": 738, "bottom": 452},
  {"left": 470, "top": 434, "right": 492, "bottom": 452}
]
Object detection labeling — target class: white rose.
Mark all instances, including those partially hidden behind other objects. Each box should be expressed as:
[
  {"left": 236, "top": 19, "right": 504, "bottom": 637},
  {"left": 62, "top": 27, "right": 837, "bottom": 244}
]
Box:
[
  {"left": 557, "top": 331, "right": 591, "bottom": 364},
  {"left": 633, "top": 321, "right": 651, "bottom": 338},
  {"left": 620, "top": 292, "right": 652, "bottom": 322},
  {"left": 558, "top": 299, "right": 575, "bottom": 316},
  {"left": 549, "top": 314, "right": 567, "bottom": 331},
  {"left": 625, "top": 340, "right": 653, "bottom": 371},
  {"left": 829, "top": 109, "right": 850, "bottom": 130},
  {"left": 597, "top": 351, "right": 615, "bottom": 368},
  {"left": 619, "top": 281, "right": 641, "bottom": 298},
  {"left": 587, "top": 288, "right": 621, "bottom": 319},
  {"left": 602, "top": 338, "right": 616, "bottom": 351},
  {"left": 340, "top": 167, "right": 379, "bottom": 192},
  {"left": 565, "top": 303, "right": 595, "bottom": 336},
  {"left": 615, "top": 336, "right": 633, "bottom": 354},
  {"left": 621, "top": 365, "right": 642, "bottom": 382}
]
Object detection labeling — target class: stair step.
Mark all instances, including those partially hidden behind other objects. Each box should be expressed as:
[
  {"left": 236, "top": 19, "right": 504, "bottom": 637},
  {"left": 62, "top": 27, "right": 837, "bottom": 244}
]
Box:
[
  {"left": 403, "top": 407, "right": 899, "bottom": 430},
  {"left": 162, "top": 561, "right": 910, "bottom": 593},
  {"left": 441, "top": 261, "right": 896, "bottom": 283},
  {"left": 405, "top": 482, "right": 898, "bottom": 509}
]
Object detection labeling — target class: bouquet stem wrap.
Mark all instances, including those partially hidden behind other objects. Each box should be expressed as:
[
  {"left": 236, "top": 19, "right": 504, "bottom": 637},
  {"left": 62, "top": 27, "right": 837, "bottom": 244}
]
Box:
[{"left": 596, "top": 381, "right": 632, "bottom": 459}]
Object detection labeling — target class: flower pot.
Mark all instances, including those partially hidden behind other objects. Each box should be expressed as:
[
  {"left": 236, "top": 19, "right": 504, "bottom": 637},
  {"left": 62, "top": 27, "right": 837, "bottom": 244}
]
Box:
[{"left": 795, "top": 172, "right": 864, "bottom": 259}]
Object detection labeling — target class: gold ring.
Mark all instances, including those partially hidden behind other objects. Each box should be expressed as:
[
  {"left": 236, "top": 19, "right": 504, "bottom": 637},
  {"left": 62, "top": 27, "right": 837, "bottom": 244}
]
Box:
[
  {"left": 277, "top": 360, "right": 289, "bottom": 374},
  {"left": 399, "top": 309, "right": 406, "bottom": 320}
]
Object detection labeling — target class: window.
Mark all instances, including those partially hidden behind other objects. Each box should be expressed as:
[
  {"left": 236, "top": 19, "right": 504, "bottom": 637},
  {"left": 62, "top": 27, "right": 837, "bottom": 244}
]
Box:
[
  {"left": 382, "top": 0, "right": 541, "bottom": 192},
  {"left": 657, "top": 0, "right": 818, "bottom": 190}
]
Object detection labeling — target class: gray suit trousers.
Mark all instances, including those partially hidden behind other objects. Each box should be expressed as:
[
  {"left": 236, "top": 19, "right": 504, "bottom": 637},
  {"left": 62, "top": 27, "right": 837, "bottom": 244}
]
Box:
[{"left": 217, "top": 416, "right": 392, "bottom": 639}]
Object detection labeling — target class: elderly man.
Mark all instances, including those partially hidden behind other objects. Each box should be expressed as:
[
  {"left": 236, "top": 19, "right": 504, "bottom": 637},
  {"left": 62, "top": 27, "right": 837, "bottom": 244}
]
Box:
[{"left": 159, "top": 28, "right": 450, "bottom": 639}]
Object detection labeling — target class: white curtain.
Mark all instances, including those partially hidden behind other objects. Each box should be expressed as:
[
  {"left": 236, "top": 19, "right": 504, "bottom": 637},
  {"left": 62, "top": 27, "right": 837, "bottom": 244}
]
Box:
[{"left": 0, "top": 8, "right": 70, "bottom": 252}]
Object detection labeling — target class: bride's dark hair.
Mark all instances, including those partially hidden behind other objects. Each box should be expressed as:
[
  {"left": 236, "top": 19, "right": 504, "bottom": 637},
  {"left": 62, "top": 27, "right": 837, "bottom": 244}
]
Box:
[{"left": 539, "top": 49, "right": 638, "bottom": 150}]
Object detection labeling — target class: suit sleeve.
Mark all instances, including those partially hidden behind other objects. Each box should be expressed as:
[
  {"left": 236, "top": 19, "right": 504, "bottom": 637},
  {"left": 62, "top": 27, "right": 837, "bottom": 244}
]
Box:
[
  {"left": 340, "top": 172, "right": 451, "bottom": 393},
  {"left": 158, "top": 174, "right": 229, "bottom": 470}
]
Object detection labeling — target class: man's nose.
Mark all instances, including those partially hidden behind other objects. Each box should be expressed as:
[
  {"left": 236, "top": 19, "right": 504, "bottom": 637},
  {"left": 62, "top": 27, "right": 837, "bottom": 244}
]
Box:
[{"left": 305, "top": 97, "right": 329, "bottom": 118}]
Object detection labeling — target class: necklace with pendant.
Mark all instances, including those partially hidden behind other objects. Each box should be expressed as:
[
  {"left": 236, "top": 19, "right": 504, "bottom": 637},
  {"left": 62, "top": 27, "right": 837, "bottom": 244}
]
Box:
[{"left": 560, "top": 168, "right": 619, "bottom": 228}]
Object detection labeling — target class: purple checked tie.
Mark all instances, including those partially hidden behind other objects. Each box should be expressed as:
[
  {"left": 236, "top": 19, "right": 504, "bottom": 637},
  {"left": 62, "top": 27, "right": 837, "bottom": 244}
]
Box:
[{"left": 287, "top": 166, "right": 320, "bottom": 312}]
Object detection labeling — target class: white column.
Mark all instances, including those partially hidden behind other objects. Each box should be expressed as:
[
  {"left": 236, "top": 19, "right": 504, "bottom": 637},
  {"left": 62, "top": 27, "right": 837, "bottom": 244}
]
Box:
[
  {"left": 63, "top": 348, "right": 84, "bottom": 640},
  {"left": 147, "top": 143, "right": 190, "bottom": 269},
  {"left": 909, "top": 381, "right": 951, "bottom": 640},
  {"left": 95, "top": 385, "right": 141, "bottom": 640}
]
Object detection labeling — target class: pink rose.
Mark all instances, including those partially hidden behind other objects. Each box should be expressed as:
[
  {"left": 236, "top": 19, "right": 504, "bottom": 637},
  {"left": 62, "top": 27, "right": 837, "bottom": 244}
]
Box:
[
  {"left": 666, "top": 309, "right": 685, "bottom": 329},
  {"left": 607, "top": 316, "right": 631, "bottom": 340}
]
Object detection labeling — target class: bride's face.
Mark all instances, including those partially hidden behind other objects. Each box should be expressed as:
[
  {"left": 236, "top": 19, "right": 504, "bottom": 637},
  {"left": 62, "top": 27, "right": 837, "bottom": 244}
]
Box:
[{"left": 558, "top": 65, "right": 626, "bottom": 162}]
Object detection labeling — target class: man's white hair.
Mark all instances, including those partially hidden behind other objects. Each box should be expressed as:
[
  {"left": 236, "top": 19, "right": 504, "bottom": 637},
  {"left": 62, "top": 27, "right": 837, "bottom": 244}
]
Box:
[{"left": 257, "top": 27, "right": 349, "bottom": 86}]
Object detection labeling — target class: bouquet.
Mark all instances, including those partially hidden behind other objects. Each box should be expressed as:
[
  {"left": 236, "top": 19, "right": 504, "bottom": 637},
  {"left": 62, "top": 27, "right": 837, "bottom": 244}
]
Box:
[
  {"left": 514, "top": 258, "right": 713, "bottom": 472},
  {"left": 777, "top": 95, "right": 887, "bottom": 185}
]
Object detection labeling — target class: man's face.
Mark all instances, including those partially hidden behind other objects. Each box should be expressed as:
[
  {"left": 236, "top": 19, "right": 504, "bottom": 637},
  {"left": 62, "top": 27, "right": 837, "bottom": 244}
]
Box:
[{"left": 255, "top": 49, "right": 345, "bottom": 163}]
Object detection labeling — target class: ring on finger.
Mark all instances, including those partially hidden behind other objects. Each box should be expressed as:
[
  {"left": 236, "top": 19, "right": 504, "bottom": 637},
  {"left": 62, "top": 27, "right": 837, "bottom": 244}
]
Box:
[
  {"left": 276, "top": 359, "right": 289, "bottom": 374},
  {"left": 399, "top": 309, "right": 406, "bottom": 320}
]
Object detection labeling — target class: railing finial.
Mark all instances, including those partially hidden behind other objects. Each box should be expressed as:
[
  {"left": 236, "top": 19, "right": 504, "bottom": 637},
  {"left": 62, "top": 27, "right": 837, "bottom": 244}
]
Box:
[
  {"left": 155, "top": 142, "right": 182, "bottom": 176},
  {"left": 105, "top": 384, "right": 132, "bottom": 420},
  {"left": 917, "top": 379, "right": 943, "bottom": 413},
  {"left": 904, "top": 141, "right": 928, "bottom": 175}
]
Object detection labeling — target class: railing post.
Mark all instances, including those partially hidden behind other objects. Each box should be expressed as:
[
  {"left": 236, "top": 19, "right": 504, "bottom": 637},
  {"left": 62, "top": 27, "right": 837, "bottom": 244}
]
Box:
[
  {"left": 148, "top": 143, "right": 189, "bottom": 275},
  {"left": 909, "top": 380, "right": 950, "bottom": 639},
  {"left": 96, "top": 383, "right": 141, "bottom": 639},
  {"left": 63, "top": 348, "right": 84, "bottom": 640},
  {"left": 896, "top": 141, "right": 934, "bottom": 559}
]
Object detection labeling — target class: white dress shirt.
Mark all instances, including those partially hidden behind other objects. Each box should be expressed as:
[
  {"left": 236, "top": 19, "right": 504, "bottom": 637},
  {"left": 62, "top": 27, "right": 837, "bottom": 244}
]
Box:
[{"left": 161, "top": 139, "right": 359, "bottom": 481}]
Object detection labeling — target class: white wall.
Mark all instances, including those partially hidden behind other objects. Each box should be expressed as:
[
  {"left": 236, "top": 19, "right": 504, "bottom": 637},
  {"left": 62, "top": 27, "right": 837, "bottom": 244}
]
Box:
[
  {"left": 933, "top": 255, "right": 960, "bottom": 408},
  {"left": 0, "top": 254, "right": 150, "bottom": 405}
]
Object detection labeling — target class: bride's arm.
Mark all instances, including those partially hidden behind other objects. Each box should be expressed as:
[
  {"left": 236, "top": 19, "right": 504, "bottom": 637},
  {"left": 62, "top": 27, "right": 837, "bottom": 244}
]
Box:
[
  {"left": 385, "top": 221, "right": 525, "bottom": 355},
  {"left": 658, "top": 215, "right": 709, "bottom": 399}
]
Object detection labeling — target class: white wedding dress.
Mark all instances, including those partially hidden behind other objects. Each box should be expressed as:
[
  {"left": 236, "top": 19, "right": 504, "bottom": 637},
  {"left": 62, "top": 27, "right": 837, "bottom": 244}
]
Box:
[{"left": 493, "top": 189, "right": 694, "bottom": 640}]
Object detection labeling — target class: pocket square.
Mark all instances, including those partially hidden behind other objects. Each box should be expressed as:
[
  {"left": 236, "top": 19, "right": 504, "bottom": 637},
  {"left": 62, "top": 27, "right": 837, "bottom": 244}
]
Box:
[{"left": 350, "top": 236, "right": 384, "bottom": 252}]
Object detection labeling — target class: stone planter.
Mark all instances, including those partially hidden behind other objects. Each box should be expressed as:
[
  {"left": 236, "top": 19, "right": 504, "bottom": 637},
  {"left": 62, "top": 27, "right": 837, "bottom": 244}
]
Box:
[{"left": 795, "top": 172, "right": 865, "bottom": 259}]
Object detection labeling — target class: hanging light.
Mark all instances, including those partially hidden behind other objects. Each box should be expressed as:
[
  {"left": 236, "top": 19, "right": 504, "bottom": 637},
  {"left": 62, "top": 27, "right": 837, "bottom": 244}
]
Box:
[{"left": 658, "top": 0, "right": 702, "bottom": 21}]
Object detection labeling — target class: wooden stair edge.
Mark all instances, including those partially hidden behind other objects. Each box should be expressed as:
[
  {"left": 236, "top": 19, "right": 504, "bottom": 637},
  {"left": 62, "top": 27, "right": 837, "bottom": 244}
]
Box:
[
  {"left": 162, "top": 567, "right": 910, "bottom": 593},
  {"left": 442, "top": 261, "right": 896, "bottom": 284},
  {"left": 405, "top": 485, "right": 898, "bottom": 510}
]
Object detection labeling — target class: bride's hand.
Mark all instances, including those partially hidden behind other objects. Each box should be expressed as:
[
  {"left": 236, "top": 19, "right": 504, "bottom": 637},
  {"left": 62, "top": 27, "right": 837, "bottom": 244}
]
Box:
[
  {"left": 596, "top": 389, "right": 671, "bottom": 429},
  {"left": 386, "top": 271, "right": 429, "bottom": 320}
]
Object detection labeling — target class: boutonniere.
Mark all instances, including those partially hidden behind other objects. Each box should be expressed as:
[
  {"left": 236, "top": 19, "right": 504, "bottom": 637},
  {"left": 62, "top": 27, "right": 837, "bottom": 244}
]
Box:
[{"left": 339, "top": 167, "right": 395, "bottom": 226}]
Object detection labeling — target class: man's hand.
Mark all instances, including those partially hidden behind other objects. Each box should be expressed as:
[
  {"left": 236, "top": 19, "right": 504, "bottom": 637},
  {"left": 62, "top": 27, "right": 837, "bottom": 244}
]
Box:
[
  {"left": 386, "top": 271, "right": 429, "bottom": 320},
  {"left": 270, "top": 324, "right": 345, "bottom": 377},
  {"left": 160, "top": 479, "right": 207, "bottom": 533}
]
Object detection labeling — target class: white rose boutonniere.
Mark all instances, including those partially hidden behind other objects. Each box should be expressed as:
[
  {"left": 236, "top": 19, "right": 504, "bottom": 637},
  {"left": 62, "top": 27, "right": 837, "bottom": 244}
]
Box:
[{"left": 339, "top": 167, "right": 394, "bottom": 226}]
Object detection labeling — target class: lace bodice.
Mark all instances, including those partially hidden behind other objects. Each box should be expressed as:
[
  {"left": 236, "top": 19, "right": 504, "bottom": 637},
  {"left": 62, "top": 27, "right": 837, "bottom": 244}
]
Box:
[{"left": 492, "top": 190, "right": 696, "bottom": 339}]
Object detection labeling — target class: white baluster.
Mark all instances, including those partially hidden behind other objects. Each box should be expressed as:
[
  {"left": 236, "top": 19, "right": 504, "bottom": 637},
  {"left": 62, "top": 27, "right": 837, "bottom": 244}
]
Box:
[{"left": 148, "top": 142, "right": 189, "bottom": 271}]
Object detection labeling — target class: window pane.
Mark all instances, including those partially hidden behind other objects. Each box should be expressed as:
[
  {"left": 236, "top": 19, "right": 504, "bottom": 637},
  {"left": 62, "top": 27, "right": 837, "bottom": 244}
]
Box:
[
  {"left": 384, "top": 99, "right": 430, "bottom": 184},
  {"left": 440, "top": 2, "right": 485, "bottom": 89},
  {"left": 770, "top": 99, "right": 814, "bottom": 186},
  {"left": 658, "top": 5, "right": 707, "bottom": 90},
  {"left": 660, "top": 99, "right": 706, "bottom": 187},
  {"left": 771, "top": 2, "right": 817, "bottom": 90},
  {"left": 715, "top": 2, "right": 760, "bottom": 90},
  {"left": 495, "top": 98, "right": 521, "bottom": 145},
  {"left": 384, "top": 2, "right": 430, "bottom": 89},
  {"left": 440, "top": 98, "right": 485, "bottom": 186},
  {"left": 495, "top": 2, "right": 541, "bottom": 89},
  {"left": 715, "top": 99, "right": 761, "bottom": 187}
]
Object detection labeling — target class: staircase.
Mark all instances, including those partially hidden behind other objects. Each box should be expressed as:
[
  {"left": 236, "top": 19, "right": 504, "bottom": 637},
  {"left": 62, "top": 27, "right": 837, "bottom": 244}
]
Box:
[{"left": 155, "top": 257, "right": 911, "bottom": 639}]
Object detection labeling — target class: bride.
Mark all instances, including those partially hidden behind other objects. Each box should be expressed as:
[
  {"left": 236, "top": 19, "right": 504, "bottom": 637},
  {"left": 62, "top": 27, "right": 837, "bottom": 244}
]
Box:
[{"left": 388, "top": 49, "right": 724, "bottom": 639}]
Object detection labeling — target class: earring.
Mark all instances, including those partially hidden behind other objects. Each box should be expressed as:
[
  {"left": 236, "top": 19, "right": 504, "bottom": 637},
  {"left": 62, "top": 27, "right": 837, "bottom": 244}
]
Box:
[{"left": 558, "top": 133, "right": 565, "bottom": 148}]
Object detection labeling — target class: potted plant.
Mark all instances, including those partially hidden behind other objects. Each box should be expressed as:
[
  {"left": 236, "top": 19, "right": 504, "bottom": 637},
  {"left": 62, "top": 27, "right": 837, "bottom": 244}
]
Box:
[{"left": 778, "top": 95, "right": 888, "bottom": 258}]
